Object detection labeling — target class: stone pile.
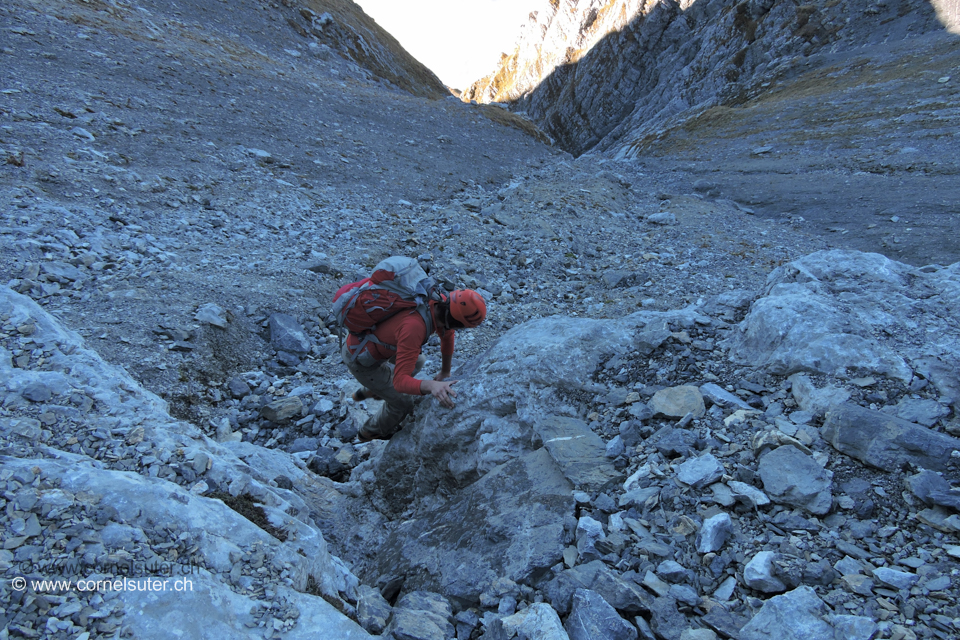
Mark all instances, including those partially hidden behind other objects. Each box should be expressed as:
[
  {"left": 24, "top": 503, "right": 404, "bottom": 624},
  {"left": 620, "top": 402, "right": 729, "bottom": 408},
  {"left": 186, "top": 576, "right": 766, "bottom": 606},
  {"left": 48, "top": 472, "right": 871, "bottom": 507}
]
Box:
[{"left": 300, "top": 251, "right": 960, "bottom": 640}]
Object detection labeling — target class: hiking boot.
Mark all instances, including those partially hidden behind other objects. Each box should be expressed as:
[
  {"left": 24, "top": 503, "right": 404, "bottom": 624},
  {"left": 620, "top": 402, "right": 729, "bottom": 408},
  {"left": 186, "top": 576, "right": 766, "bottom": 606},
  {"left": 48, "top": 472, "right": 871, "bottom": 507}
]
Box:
[
  {"left": 358, "top": 427, "right": 390, "bottom": 443},
  {"left": 352, "top": 388, "right": 382, "bottom": 402}
]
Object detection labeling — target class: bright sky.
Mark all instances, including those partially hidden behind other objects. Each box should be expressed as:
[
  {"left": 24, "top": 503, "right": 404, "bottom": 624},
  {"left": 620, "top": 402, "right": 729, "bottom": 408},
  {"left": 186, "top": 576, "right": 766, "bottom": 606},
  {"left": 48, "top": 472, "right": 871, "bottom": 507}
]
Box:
[{"left": 356, "top": 0, "right": 544, "bottom": 90}]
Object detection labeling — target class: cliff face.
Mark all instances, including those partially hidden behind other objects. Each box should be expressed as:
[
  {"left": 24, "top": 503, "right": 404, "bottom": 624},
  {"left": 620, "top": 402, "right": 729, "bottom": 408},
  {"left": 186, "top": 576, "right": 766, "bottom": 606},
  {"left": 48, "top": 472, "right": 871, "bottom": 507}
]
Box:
[
  {"left": 299, "top": 0, "right": 449, "bottom": 98},
  {"left": 463, "top": 0, "right": 952, "bottom": 155}
]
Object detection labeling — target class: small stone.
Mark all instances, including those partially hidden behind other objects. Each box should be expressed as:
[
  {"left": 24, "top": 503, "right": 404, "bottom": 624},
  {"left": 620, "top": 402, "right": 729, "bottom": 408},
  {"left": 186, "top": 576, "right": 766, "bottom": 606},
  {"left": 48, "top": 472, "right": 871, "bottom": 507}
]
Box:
[
  {"left": 646, "top": 212, "right": 677, "bottom": 225},
  {"left": 21, "top": 382, "right": 53, "bottom": 403},
  {"left": 195, "top": 303, "right": 228, "bottom": 328},
  {"left": 871, "top": 567, "right": 918, "bottom": 590},
  {"left": 697, "top": 512, "right": 733, "bottom": 553},
  {"left": 676, "top": 453, "right": 724, "bottom": 489},
  {"left": 260, "top": 396, "right": 303, "bottom": 422},
  {"left": 227, "top": 377, "right": 252, "bottom": 399},
  {"left": 744, "top": 551, "right": 786, "bottom": 593},
  {"left": 649, "top": 385, "right": 705, "bottom": 419}
]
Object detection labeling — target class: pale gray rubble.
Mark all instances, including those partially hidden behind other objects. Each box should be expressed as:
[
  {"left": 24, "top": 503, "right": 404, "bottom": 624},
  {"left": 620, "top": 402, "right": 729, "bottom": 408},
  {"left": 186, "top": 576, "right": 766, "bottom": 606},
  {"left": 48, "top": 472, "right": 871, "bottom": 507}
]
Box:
[
  {"left": 1, "top": 287, "right": 370, "bottom": 638},
  {"left": 292, "top": 249, "right": 959, "bottom": 640}
]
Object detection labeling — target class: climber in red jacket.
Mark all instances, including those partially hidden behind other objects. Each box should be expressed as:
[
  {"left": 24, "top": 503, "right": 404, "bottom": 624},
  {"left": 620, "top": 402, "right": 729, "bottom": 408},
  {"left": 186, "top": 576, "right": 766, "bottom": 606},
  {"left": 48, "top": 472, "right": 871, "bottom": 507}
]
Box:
[{"left": 342, "top": 289, "right": 487, "bottom": 441}]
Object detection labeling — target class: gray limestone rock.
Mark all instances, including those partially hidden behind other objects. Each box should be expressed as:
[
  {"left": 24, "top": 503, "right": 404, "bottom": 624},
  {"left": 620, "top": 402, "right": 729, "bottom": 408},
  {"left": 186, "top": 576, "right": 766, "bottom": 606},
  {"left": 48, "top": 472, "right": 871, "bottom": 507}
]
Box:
[
  {"left": 649, "top": 596, "right": 684, "bottom": 640},
  {"left": 603, "top": 270, "right": 639, "bottom": 288},
  {"left": 895, "top": 397, "right": 951, "bottom": 426},
  {"left": 788, "top": 374, "right": 850, "bottom": 417},
  {"left": 739, "top": 586, "right": 834, "bottom": 640},
  {"left": 822, "top": 403, "right": 960, "bottom": 472},
  {"left": 485, "top": 603, "right": 569, "bottom": 640},
  {"left": 576, "top": 516, "right": 606, "bottom": 563},
  {"left": 699, "top": 383, "right": 753, "bottom": 411},
  {"left": 829, "top": 615, "right": 878, "bottom": 640},
  {"left": 871, "top": 567, "right": 919, "bottom": 590},
  {"left": 268, "top": 313, "right": 312, "bottom": 355},
  {"left": 757, "top": 446, "right": 833, "bottom": 515},
  {"left": 20, "top": 382, "right": 52, "bottom": 403},
  {"left": 370, "top": 312, "right": 685, "bottom": 515},
  {"left": 564, "top": 589, "right": 638, "bottom": 640},
  {"left": 194, "top": 302, "right": 228, "bottom": 329},
  {"left": 646, "top": 212, "right": 678, "bottom": 226},
  {"left": 656, "top": 561, "right": 692, "bottom": 585},
  {"left": 260, "top": 396, "right": 303, "bottom": 423},
  {"left": 676, "top": 453, "right": 724, "bottom": 489},
  {"left": 121, "top": 577, "right": 373, "bottom": 640},
  {"left": 369, "top": 448, "right": 572, "bottom": 604},
  {"left": 226, "top": 376, "right": 252, "bottom": 399},
  {"left": 743, "top": 551, "right": 787, "bottom": 594},
  {"left": 696, "top": 512, "right": 733, "bottom": 554},
  {"left": 543, "top": 560, "right": 654, "bottom": 616},
  {"left": 383, "top": 591, "right": 455, "bottom": 640},
  {"left": 726, "top": 251, "right": 924, "bottom": 382},
  {"left": 538, "top": 415, "right": 625, "bottom": 492},
  {"left": 649, "top": 386, "right": 705, "bottom": 419},
  {"left": 635, "top": 319, "right": 672, "bottom": 356},
  {"left": 726, "top": 481, "right": 771, "bottom": 508},
  {"left": 356, "top": 584, "right": 391, "bottom": 635},
  {"left": 905, "top": 469, "right": 952, "bottom": 506}
]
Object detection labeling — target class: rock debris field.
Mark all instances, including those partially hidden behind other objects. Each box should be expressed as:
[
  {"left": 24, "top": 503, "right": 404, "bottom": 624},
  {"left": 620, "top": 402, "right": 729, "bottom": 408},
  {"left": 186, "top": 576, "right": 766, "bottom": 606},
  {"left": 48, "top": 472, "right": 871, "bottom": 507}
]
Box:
[{"left": 1, "top": 0, "right": 960, "bottom": 639}]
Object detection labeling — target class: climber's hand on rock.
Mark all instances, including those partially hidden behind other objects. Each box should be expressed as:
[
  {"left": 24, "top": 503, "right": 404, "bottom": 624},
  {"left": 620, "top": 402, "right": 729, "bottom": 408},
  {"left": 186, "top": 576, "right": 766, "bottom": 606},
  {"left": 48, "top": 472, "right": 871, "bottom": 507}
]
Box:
[{"left": 421, "top": 379, "right": 457, "bottom": 409}]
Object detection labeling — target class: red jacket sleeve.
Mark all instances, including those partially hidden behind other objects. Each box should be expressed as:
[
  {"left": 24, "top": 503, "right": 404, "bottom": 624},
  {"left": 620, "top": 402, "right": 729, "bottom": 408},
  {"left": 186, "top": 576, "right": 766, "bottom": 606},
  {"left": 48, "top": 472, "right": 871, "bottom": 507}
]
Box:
[
  {"left": 440, "top": 328, "right": 455, "bottom": 359},
  {"left": 391, "top": 315, "right": 429, "bottom": 395}
]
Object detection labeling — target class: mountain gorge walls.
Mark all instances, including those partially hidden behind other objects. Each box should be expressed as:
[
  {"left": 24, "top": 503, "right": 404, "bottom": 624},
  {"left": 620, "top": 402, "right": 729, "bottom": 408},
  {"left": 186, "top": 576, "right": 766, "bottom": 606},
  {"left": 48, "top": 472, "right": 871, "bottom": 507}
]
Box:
[{"left": 464, "top": 0, "right": 950, "bottom": 156}]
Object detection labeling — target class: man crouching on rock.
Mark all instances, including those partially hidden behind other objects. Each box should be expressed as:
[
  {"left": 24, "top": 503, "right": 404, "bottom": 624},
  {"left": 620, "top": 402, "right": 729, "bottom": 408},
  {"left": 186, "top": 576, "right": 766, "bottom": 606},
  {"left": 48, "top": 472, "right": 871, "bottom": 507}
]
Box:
[{"left": 343, "top": 289, "right": 486, "bottom": 442}]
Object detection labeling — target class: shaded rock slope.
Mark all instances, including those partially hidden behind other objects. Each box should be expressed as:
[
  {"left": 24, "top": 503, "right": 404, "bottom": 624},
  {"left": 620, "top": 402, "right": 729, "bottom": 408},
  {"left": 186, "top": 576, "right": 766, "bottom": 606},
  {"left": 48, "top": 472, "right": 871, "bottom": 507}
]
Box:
[
  {"left": 2, "top": 0, "right": 960, "bottom": 639},
  {"left": 465, "top": 0, "right": 960, "bottom": 267}
]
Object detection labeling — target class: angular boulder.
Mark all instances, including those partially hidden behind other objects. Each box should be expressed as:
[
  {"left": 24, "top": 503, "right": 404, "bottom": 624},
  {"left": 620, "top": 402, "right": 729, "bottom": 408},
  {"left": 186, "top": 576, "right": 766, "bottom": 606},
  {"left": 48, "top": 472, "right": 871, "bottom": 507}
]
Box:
[
  {"left": 564, "top": 589, "right": 638, "bottom": 640},
  {"left": 739, "top": 586, "right": 834, "bottom": 640},
  {"left": 724, "top": 250, "right": 960, "bottom": 384},
  {"left": 757, "top": 446, "right": 833, "bottom": 515},
  {"left": 369, "top": 448, "right": 573, "bottom": 605},
  {"left": 822, "top": 404, "right": 960, "bottom": 472}
]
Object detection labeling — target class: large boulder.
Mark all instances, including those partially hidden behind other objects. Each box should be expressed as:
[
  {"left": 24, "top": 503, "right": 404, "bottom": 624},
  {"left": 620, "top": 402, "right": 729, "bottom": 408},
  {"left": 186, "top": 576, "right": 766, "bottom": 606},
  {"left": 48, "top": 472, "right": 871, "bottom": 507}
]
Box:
[
  {"left": 371, "top": 311, "right": 704, "bottom": 514},
  {"left": 564, "top": 589, "right": 638, "bottom": 640},
  {"left": 726, "top": 251, "right": 960, "bottom": 398},
  {"left": 369, "top": 448, "right": 573, "bottom": 606},
  {"left": 0, "top": 288, "right": 364, "bottom": 636},
  {"left": 821, "top": 404, "right": 960, "bottom": 472},
  {"left": 739, "top": 587, "right": 835, "bottom": 640}
]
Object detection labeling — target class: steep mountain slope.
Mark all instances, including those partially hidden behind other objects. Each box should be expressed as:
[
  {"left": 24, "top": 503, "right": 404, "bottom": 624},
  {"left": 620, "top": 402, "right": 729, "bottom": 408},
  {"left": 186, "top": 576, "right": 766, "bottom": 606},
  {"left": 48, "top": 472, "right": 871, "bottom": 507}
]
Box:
[
  {"left": 464, "top": 0, "right": 952, "bottom": 156},
  {"left": 464, "top": 0, "right": 960, "bottom": 267}
]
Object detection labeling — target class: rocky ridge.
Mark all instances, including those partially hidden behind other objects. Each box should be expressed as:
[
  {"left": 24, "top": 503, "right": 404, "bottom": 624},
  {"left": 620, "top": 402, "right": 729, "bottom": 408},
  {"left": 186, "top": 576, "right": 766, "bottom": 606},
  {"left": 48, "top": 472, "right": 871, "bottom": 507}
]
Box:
[{"left": 2, "top": 0, "right": 960, "bottom": 639}]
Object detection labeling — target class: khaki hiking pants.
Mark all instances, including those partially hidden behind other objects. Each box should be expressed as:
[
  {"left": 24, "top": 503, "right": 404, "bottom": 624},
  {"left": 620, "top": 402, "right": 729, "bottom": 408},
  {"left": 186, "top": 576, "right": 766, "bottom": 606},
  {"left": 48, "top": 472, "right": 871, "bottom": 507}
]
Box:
[{"left": 342, "top": 343, "right": 425, "bottom": 437}]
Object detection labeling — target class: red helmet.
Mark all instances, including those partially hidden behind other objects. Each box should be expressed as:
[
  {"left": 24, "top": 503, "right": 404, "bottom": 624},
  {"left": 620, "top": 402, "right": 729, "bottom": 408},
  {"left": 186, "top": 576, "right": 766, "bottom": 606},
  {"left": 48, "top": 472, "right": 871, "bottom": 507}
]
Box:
[{"left": 448, "top": 289, "right": 487, "bottom": 328}]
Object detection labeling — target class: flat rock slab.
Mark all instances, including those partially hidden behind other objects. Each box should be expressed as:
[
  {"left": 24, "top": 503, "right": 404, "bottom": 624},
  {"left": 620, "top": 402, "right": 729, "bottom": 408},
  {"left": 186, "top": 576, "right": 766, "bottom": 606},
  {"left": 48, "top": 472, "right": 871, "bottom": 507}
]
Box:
[
  {"left": 543, "top": 560, "right": 654, "bottom": 616},
  {"left": 121, "top": 576, "right": 373, "bottom": 640},
  {"left": 758, "top": 446, "right": 833, "bottom": 515},
  {"left": 370, "top": 448, "right": 573, "bottom": 605},
  {"left": 822, "top": 403, "right": 960, "bottom": 472},
  {"left": 536, "top": 415, "right": 624, "bottom": 492}
]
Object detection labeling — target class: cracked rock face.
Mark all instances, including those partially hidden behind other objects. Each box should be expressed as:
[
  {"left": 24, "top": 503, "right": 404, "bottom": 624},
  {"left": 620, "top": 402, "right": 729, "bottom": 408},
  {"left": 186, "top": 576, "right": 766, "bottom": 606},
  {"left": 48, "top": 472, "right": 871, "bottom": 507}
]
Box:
[{"left": 466, "top": 0, "right": 947, "bottom": 158}]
